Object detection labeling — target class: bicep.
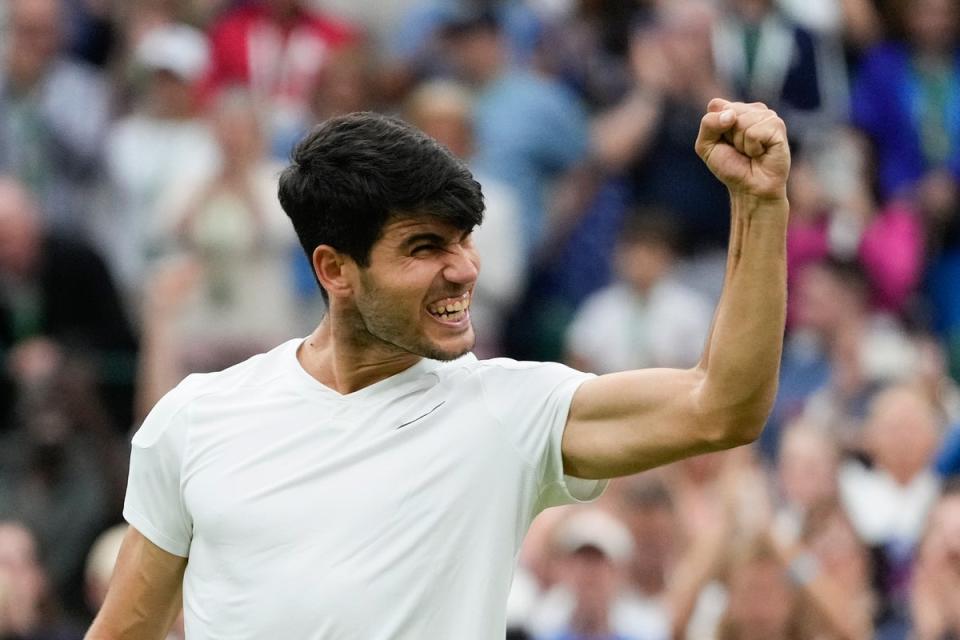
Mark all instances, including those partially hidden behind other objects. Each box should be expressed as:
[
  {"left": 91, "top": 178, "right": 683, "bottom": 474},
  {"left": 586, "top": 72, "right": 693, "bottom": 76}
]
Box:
[
  {"left": 562, "top": 367, "right": 722, "bottom": 479},
  {"left": 87, "top": 526, "right": 186, "bottom": 640}
]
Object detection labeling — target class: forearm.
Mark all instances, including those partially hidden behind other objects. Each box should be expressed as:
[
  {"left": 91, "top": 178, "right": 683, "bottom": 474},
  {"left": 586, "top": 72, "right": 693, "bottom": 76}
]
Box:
[
  {"left": 697, "top": 193, "right": 788, "bottom": 443},
  {"left": 85, "top": 528, "right": 186, "bottom": 640}
]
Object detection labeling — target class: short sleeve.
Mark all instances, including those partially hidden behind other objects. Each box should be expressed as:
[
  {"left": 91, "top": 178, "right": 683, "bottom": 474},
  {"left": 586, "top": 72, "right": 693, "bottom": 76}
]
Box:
[
  {"left": 123, "top": 388, "right": 194, "bottom": 557},
  {"left": 479, "top": 360, "right": 607, "bottom": 512}
]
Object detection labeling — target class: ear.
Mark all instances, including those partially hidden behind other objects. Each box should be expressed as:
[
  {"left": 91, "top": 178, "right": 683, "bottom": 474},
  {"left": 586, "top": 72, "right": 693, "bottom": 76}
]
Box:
[{"left": 312, "top": 245, "right": 355, "bottom": 299}]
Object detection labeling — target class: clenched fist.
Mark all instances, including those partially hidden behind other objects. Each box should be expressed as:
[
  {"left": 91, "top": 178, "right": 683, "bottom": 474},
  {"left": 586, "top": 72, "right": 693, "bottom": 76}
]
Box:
[{"left": 695, "top": 99, "right": 791, "bottom": 201}]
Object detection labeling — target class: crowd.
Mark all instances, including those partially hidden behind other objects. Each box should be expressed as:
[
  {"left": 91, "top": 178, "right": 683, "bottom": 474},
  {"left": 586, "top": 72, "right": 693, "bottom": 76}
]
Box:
[{"left": 0, "top": 0, "right": 958, "bottom": 638}]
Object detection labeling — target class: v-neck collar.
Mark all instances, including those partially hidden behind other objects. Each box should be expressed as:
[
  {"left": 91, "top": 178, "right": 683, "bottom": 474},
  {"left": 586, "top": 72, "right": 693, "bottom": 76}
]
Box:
[{"left": 283, "top": 338, "right": 443, "bottom": 403}]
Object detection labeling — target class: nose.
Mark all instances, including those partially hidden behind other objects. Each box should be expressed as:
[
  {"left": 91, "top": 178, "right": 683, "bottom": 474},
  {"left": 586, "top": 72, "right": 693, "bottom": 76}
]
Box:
[{"left": 443, "top": 245, "right": 480, "bottom": 285}]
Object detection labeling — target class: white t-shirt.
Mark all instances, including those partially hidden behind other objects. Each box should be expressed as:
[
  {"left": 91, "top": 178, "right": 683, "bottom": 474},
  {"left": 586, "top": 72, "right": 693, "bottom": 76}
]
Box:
[{"left": 124, "top": 338, "right": 605, "bottom": 639}]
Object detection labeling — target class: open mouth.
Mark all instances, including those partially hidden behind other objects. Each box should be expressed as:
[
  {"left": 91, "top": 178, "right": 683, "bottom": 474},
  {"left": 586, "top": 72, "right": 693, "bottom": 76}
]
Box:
[{"left": 426, "top": 292, "right": 471, "bottom": 323}]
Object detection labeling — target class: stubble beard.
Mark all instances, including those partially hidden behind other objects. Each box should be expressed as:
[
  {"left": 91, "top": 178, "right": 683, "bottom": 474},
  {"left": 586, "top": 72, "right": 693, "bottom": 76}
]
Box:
[{"left": 354, "top": 276, "right": 475, "bottom": 362}]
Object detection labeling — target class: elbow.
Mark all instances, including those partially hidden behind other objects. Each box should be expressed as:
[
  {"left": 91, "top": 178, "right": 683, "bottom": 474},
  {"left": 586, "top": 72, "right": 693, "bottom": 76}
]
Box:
[
  {"left": 697, "top": 394, "right": 775, "bottom": 451},
  {"left": 710, "top": 412, "right": 767, "bottom": 450},
  {"left": 694, "top": 368, "right": 778, "bottom": 450}
]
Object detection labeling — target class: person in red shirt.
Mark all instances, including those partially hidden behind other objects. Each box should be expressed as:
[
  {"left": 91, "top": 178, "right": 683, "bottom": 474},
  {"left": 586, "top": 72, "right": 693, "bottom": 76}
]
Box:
[{"left": 204, "top": 0, "right": 359, "bottom": 142}]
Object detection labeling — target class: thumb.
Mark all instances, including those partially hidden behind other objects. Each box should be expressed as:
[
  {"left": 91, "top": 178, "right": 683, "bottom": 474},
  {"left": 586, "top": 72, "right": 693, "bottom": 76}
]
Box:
[{"left": 695, "top": 108, "right": 736, "bottom": 160}]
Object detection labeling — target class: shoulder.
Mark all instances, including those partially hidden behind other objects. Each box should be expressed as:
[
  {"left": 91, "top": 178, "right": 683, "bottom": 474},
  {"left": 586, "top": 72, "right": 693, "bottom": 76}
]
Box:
[
  {"left": 454, "top": 356, "right": 590, "bottom": 394},
  {"left": 181, "top": 339, "right": 296, "bottom": 397},
  {"left": 133, "top": 339, "right": 299, "bottom": 445}
]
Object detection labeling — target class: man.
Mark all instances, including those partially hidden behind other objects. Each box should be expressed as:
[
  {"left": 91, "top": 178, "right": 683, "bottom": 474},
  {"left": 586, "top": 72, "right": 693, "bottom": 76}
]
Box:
[
  {"left": 87, "top": 99, "right": 790, "bottom": 638},
  {"left": 0, "top": 0, "right": 111, "bottom": 236},
  {"left": 0, "top": 177, "right": 137, "bottom": 430}
]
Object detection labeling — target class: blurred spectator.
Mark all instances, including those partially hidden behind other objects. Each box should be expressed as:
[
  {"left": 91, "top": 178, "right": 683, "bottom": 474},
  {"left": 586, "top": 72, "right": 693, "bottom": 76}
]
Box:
[
  {"left": 0, "top": 177, "right": 137, "bottom": 430},
  {"left": 851, "top": 0, "right": 960, "bottom": 376},
  {"left": 839, "top": 385, "right": 943, "bottom": 632},
  {"left": 850, "top": 0, "right": 959, "bottom": 208},
  {"left": 145, "top": 90, "right": 301, "bottom": 398},
  {"left": 713, "top": 0, "right": 849, "bottom": 144},
  {"left": 103, "top": 22, "right": 218, "bottom": 298},
  {"left": 910, "top": 481, "right": 960, "bottom": 640},
  {"left": 271, "top": 41, "right": 383, "bottom": 159},
  {"left": 765, "top": 257, "right": 917, "bottom": 457},
  {"left": 772, "top": 419, "right": 841, "bottom": 545},
  {"left": 404, "top": 80, "right": 526, "bottom": 357},
  {"left": 529, "top": 508, "right": 668, "bottom": 640},
  {"left": 202, "top": 0, "right": 360, "bottom": 149},
  {"left": 0, "top": 521, "right": 81, "bottom": 639},
  {"left": 592, "top": 2, "right": 731, "bottom": 263},
  {"left": 786, "top": 155, "right": 924, "bottom": 318},
  {"left": 527, "top": 0, "right": 647, "bottom": 110},
  {"left": 0, "top": 345, "right": 125, "bottom": 617},
  {"left": 776, "top": 0, "right": 883, "bottom": 53},
  {"left": 844, "top": 0, "right": 960, "bottom": 382},
  {"left": 713, "top": 540, "right": 807, "bottom": 640},
  {"left": 719, "top": 542, "right": 805, "bottom": 640},
  {"left": 608, "top": 474, "right": 675, "bottom": 634},
  {"left": 442, "top": 8, "right": 589, "bottom": 257},
  {"left": 0, "top": 0, "right": 111, "bottom": 237},
  {"left": 564, "top": 212, "right": 711, "bottom": 374},
  {"left": 797, "top": 500, "right": 876, "bottom": 639},
  {"left": 386, "top": 0, "right": 545, "bottom": 96},
  {"left": 840, "top": 385, "right": 942, "bottom": 546},
  {"left": 671, "top": 455, "right": 874, "bottom": 640}
]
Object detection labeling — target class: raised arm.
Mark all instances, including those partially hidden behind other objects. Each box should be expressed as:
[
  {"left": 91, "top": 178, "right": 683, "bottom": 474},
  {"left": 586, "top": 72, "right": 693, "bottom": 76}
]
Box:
[
  {"left": 85, "top": 527, "right": 186, "bottom": 640},
  {"left": 562, "top": 99, "right": 790, "bottom": 479}
]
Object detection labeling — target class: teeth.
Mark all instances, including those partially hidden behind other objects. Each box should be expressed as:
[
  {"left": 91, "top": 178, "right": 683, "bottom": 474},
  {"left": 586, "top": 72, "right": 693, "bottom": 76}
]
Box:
[{"left": 429, "top": 295, "right": 470, "bottom": 316}]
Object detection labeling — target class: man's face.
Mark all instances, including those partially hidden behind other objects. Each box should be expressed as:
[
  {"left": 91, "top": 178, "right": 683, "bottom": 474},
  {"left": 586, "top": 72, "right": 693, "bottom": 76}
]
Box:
[{"left": 348, "top": 217, "right": 480, "bottom": 361}]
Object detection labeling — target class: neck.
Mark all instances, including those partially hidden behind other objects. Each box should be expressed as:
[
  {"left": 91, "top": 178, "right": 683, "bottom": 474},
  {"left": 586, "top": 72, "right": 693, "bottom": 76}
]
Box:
[{"left": 297, "top": 316, "right": 422, "bottom": 394}]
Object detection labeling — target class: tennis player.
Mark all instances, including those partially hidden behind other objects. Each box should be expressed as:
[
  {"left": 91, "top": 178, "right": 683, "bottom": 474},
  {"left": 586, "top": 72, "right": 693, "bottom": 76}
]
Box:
[{"left": 87, "top": 98, "right": 789, "bottom": 639}]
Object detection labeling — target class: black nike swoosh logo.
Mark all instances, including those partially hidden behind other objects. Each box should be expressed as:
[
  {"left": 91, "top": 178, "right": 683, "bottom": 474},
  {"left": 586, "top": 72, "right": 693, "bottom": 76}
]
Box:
[{"left": 395, "top": 402, "right": 446, "bottom": 430}]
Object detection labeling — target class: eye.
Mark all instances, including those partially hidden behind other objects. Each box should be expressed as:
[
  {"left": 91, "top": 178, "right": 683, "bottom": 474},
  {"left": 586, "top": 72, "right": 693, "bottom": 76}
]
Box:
[{"left": 411, "top": 244, "right": 441, "bottom": 256}]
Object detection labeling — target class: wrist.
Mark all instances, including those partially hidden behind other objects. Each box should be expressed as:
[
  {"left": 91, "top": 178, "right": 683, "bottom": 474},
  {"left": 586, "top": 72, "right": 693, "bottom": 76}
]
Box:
[{"left": 729, "top": 191, "right": 790, "bottom": 221}]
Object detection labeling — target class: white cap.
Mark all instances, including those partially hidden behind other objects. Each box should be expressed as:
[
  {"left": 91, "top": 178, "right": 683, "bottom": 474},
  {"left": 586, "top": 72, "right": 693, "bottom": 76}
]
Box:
[
  {"left": 136, "top": 23, "right": 210, "bottom": 83},
  {"left": 555, "top": 508, "right": 634, "bottom": 564}
]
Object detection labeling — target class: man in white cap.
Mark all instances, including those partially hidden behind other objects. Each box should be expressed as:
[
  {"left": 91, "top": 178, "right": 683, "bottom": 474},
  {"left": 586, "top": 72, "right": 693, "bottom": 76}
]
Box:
[
  {"left": 528, "top": 509, "right": 669, "bottom": 640},
  {"left": 102, "top": 23, "right": 218, "bottom": 296}
]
